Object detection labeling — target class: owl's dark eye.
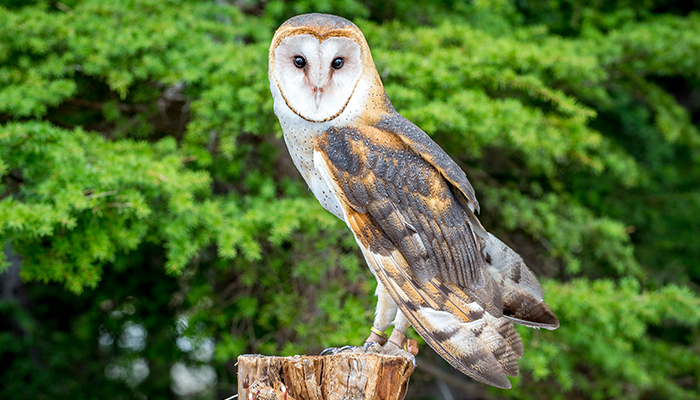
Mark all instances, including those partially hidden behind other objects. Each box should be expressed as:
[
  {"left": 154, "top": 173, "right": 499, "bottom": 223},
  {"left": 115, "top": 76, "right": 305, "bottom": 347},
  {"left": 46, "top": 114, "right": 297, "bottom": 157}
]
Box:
[
  {"left": 293, "top": 56, "right": 306, "bottom": 68},
  {"left": 331, "top": 57, "right": 345, "bottom": 70}
]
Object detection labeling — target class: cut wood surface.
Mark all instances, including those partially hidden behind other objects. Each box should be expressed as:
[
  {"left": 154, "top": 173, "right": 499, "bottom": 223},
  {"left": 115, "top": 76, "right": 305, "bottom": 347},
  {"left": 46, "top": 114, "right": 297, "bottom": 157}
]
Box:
[{"left": 237, "top": 353, "right": 414, "bottom": 400}]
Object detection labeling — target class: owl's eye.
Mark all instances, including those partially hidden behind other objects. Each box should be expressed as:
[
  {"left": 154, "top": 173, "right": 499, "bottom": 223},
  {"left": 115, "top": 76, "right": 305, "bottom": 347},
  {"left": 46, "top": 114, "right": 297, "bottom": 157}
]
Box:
[
  {"left": 331, "top": 57, "right": 345, "bottom": 70},
  {"left": 293, "top": 56, "right": 306, "bottom": 68}
]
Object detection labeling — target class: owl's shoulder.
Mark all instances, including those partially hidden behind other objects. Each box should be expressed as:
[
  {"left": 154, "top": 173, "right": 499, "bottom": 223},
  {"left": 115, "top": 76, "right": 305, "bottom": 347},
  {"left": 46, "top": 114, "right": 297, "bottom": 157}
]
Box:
[{"left": 373, "top": 113, "right": 480, "bottom": 212}]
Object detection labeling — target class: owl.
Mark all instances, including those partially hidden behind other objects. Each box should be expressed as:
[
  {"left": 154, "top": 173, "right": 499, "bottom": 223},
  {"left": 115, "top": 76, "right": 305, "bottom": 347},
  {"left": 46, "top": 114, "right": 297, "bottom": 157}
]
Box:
[{"left": 268, "top": 13, "right": 559, "bottom": 389}]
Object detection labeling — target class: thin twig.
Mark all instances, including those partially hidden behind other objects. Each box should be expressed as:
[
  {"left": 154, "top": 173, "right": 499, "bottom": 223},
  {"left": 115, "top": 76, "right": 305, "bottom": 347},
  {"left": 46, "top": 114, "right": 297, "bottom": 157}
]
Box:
[
  {"left": 85, "top": 190, "right": 118, "bottom": 199},
  {"left": 107, "top": 202, "right": 133, "bottom": 208}
]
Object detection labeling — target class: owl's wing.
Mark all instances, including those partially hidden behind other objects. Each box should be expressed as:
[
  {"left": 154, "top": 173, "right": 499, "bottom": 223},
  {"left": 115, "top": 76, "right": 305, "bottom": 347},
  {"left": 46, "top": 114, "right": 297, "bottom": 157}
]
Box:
[
  {"left": 315, "top": 125, "right": 503, "bottom": 315},
  {"left": 475, "top": 228, "right": 560, "bottom": 329},
  {"left": 313, "top": 125, "right": 522, "bottom": 388},
  {"left": 377, "top": 113, "right": 559, "bottom": 330},
  {"left": 375, "top": 114, "right": 480, "bottom": 213}
]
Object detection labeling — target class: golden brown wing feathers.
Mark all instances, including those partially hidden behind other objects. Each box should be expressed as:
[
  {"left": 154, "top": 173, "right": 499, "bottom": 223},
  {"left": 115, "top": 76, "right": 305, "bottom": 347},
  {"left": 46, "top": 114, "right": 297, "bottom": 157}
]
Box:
[
  {"left": 314, "top": 123, "right": 532, "bottom": 388},
  {"left": 317, "top": 124, "right": 503, "bottom": 316},
  {"left": 345, "top": 209, "right": 520, "bottom": 389},
  {"left": 374, "top": 114, "right": 480, "bottom": 213}
]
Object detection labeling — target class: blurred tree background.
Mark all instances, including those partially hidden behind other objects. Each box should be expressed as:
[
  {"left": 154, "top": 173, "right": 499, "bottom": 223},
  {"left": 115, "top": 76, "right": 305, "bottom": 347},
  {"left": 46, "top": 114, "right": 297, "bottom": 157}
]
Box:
[{"left": 1, "top": 0, "right": 700, "bottom": 399}]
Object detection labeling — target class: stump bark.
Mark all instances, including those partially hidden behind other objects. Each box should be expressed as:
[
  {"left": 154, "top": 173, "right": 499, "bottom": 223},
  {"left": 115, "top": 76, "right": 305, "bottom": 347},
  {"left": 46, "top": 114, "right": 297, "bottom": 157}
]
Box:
[{"left": 237, "top": 353, "right": 414, "bottom": 400}]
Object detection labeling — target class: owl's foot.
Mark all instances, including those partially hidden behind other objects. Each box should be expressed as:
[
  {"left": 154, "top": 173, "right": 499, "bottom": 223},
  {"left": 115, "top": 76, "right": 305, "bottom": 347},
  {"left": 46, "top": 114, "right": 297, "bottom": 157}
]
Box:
[
  {"left": 319, "top": 326, "right": 392, "bottom": 355},
  {"left": 319, "top": 345, "right": 358, "bottom": 355},
  {"left": 382, "top": 329, "right": 418, "bottom": 368},
  {"left": 318, "top": 341, "right": 415, "bottom": 369},
  {"left": 366, "top": 326, "right": 389, "bottom": 346},
  {"left": 319, "top": 327, "right": 418, "bottom": 367},
  {"left": 385, "top": 329, "right": 419, "bottom": 355},
  {"left": 319, "top": 341, "right": 385, "bottom": 355}
]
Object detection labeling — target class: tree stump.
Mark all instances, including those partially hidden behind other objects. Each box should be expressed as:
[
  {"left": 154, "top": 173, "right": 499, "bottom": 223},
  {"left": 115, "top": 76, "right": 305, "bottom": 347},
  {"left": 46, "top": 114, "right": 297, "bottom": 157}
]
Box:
[{"left": 237, "top": 353, "right": 414, "bottom": 400}]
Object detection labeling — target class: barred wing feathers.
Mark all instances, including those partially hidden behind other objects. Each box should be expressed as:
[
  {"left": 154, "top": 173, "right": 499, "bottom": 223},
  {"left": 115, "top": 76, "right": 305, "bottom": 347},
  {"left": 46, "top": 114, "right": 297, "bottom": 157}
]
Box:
[
  {"left": 313, "top": 124, "right": 526, "bottom": 388},
  {"left": 348, "top": 209, "right": 521, "bottom": 389},
  {"left": 376, "top": 112, "right": 559, "bottom": 331},
  {"left": 466, "top": 214, "right": 560, "bottom": 330},
  {"left": 375, "top": 114, "right": 480, "bottom": 213},
  {"left": 481, "top": 233, "right": 559, "bottom": 329}
]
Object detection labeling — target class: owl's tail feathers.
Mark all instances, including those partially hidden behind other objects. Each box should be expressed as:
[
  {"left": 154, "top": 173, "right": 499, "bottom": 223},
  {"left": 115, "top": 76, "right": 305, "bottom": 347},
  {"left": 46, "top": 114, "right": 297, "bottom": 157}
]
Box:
[
  {"left": 365, "top": 249, "right": 522, "bottom": 389},
  {"left": 410, "top": 304, "right": 522, "bottom": 389},
  {"left": 477, "top": 231, "right": 559, "bottom": 330}
]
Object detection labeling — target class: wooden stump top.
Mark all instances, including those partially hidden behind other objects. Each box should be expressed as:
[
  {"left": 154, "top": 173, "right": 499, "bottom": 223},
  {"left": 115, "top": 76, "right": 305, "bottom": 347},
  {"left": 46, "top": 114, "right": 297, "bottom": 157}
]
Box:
[{"left": 237, "top": 353, "right": 414, "bottom": 400}]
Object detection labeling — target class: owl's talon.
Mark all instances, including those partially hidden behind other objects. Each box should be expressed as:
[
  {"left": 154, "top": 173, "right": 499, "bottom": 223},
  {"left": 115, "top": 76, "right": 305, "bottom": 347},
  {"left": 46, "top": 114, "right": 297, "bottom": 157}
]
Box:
[
  {"left": 381, "top": 340, "right": 417, "bottom": 369},
  {"left": 320, "top": 345, "right": 363, "bottom": 355},
  {"left": 363, "top": 341, "right": 385, "bottom": 353},
  {"left": 336, "top": 345, "right": 356, "bottom": 353},
  {"left": 319, "top": 347, "right": 336, "bottom": 356}
]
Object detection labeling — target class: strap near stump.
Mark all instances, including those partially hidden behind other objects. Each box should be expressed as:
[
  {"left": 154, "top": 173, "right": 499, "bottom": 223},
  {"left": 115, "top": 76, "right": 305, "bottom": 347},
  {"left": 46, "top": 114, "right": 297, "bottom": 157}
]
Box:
[
  {"left": 367, "top": 326, "right": 388, "bottom": 345},
  {"left": 388, "top": 329, "right": 419, "bottom": 356}
]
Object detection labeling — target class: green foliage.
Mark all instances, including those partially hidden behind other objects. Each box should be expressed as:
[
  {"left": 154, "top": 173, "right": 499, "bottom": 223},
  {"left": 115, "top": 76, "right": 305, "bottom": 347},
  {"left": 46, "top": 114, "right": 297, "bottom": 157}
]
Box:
[
  {"left": 0, "top": 122, "right": 212, "bottom": 291},
  {"left": 1, "top": 0, "right": 699, "bottom": 399},
  {"left": 514, "top": 279, "right": 700, "bottom": 400}
]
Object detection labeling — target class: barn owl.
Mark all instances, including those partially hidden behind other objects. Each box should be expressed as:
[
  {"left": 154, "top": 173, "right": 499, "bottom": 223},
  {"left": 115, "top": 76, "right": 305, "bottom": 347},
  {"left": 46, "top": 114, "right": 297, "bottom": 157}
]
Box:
[{"left": 268, "top": 13, "right": 559, "bottom": 389}]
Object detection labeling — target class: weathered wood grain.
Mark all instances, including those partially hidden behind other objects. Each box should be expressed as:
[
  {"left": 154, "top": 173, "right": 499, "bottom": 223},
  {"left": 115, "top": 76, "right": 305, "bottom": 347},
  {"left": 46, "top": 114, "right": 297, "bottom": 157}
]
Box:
[{"left": 237, "top": 353, "right": 413, "bottom": 400}]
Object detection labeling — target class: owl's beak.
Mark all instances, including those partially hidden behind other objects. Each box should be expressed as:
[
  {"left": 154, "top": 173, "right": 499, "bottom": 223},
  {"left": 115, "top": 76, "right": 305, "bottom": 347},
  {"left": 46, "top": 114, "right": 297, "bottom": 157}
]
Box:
[{"left": 312, "top": 86, "right": 324, "bottom": 110}]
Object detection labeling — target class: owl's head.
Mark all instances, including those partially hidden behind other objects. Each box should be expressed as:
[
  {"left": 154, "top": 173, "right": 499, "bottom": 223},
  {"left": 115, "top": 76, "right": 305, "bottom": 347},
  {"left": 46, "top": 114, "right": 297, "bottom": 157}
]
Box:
[{"left": 269, "top": 14, "right": 385, "bottom": 124}]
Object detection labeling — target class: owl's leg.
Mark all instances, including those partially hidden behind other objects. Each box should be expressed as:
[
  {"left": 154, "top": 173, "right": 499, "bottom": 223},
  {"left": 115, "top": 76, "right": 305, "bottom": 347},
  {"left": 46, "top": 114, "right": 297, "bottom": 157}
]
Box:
[
  {"left": 385, "top": 311, "right": 419, "bottom": 356},
  {"left": 365, "top": 281, "right": 397, "bottom": 346}
]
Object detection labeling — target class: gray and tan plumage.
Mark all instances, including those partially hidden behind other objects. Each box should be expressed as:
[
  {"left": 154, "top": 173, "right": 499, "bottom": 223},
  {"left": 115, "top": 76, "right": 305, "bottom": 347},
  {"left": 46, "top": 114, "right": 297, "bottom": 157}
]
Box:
[{"left": 268, "top": 13, "right": 558, "bottom": 389}]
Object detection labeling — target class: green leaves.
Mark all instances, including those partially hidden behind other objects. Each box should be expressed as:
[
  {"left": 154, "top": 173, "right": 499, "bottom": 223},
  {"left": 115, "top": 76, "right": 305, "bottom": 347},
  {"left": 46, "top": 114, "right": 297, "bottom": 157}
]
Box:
[
  {"left": 511, "top": 279, "right": 700, "bottom": 400},
  {"left": 0, "top": 122, "right": 210, "bottom": 291},
  {"left": 482, "top": 185, "right": 642, "bottom": 278}
]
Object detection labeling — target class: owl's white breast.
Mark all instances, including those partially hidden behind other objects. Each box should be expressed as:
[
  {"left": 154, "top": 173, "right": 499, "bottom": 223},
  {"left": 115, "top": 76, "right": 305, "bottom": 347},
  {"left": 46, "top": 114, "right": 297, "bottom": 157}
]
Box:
[{"left": 271, "top": 77, "right": 371, "bottom": 221}]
